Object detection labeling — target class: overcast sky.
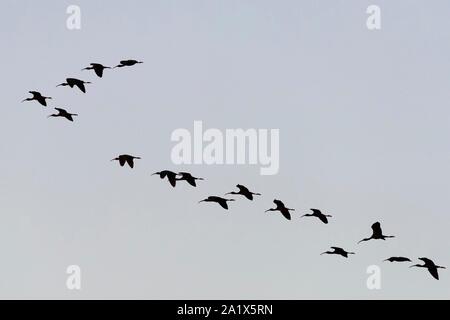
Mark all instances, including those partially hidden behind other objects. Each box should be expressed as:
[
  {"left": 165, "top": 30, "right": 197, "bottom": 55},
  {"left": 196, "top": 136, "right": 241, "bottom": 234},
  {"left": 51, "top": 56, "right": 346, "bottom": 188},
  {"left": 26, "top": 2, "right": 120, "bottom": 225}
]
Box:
[{"left": 0, "top": 0, "right": 449, "bottom": 299}]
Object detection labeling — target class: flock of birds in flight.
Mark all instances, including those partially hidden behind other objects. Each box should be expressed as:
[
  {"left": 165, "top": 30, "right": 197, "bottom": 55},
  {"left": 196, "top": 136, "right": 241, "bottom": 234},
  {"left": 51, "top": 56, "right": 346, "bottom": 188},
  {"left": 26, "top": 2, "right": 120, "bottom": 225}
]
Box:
[{"left": 21, "top": 59, "right": 446, "bottom": 282}]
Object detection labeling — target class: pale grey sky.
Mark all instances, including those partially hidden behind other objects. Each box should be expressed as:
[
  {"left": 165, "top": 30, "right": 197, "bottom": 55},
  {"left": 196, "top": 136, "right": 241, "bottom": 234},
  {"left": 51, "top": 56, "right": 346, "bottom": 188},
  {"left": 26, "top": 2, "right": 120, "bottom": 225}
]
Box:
[{"left": 0, "top": 0, "right": 449, "bottom": 299}]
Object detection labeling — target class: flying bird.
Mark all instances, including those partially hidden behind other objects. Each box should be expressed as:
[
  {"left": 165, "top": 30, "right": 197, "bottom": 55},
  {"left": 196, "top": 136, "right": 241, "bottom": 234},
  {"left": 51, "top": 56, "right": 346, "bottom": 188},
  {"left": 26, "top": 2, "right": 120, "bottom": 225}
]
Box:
[
  {"left": 321, "top": 247, "right": 355, "bottom": 258},
  {"left": 47, "top": 108, "right": 78, "bottom": 122},
  {"left": 22, "top": 91, "right": 51, "bottom": 106},
  {"left": 199, "top": 196, "right": 235, "bottom": 210},
  {"left": 358, "top": 222, "right": 395, "bottom": 244},
  {"left": 410, "top": 258, "right": 446, "bottom": 280},
  {"left": 57, "top": 78, "right": 91, "bottom": 93},
  {"left": 114, "top": 59, "right": 143, "bottom": 68},
  {"left": 265, "top": 199, "right": 294, "bottom": 220},
  {"left": 225, "top": 184, "right": 261, "bottom": 200},
  {"left": 384, "top": 257, "right": 411, "bottom": 263},
  {"left": 82, "top": 63, "right": 111, "bottom": 78},
  {"left": 152, "top": 170, "right": 178, "bottom": 187},
  {"left": 301, "top": 208, "right": 332, "bottom": 224},
  {"left": 176, "top": 172, "right": 204, "bottom": 187},
  {"left": 111, "top": 154, "right": 141, "bottom": 168}
]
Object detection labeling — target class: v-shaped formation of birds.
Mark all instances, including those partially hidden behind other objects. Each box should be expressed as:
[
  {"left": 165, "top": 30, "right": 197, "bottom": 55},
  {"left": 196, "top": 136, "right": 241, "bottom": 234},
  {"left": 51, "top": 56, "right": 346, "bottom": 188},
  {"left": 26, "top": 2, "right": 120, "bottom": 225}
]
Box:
[{"left": 22, "top": 59, "right": 446, "bottom": 282}]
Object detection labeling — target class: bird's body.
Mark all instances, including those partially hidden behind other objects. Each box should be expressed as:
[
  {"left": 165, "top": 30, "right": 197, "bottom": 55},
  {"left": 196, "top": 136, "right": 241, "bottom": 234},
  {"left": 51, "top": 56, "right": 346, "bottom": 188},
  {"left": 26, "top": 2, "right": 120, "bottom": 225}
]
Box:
[
  {"left": 321, "top": 247, "right": 355, "bottom": 258},
  {"left": 22, "top": 91, "right": 51, "bottom": 106},
  {"left": 152, "top": 170, "right": 178, "bottom": 187},
  {"left": 199, "top": 196, "right": 235, "bottom": 210},
  {"left": 176, "top": 172, "right": 204, "bottom": 187},
  {"left": 410, "top": 258, "right": 446, "bottom": 280},
  {"left": 301, "top": 208, "right": 332, "bottom": 224},
  {"left": 57, "top": 78, "right": 91, "bottom": 93},
  {"left": 358, "top": 222, "right": 395, "bottom": 244},
  {"left": 384, "top": 257, "right": 411, "bottom": 263},
  {"left": 111, "top": 154, "right": 141, "bottom": 168},
  {"left": 48, "top": 108, "right": 78, "bottom": 122},
  {"left": 114, "top": 59, "right": 143, "bottom": 68},
  {"left": 82, "top": 63, "right": 111, "bottom": 78},
  {"left": 226, "top": 184, "right": 261, "bottom": 200},
  {"left": 265, "top": 199, "right": 294, "bottom": 220}
]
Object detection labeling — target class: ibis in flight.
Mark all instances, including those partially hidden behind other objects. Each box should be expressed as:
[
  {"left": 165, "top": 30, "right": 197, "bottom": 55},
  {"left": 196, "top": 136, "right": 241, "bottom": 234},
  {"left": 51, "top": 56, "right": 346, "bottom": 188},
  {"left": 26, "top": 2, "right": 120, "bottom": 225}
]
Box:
[
  {"left": 152, "top": 170, "right": 178, "bottom": 187},
  {"left": 82, "top": 63, "right": 111, "bottom": 78},
  {"left": 225, "top": 184, "right": 261, "bottom": 200},
  {"left": 301, "top": 208, "right": 332, "bottom": 224},
  {"left": 321, "top": 247, "right": 355, "bottom": 258},
  {"left": 176, "top": 172, "right": 204, "bottom": 187},
  {"left": 410, "top": 258, "right": 446, "bottom": 280},
  {"left": 358, "top": 222, "right": 395, "bottom": 244},
  {"left": 48, "top": 108, "right": 78, "bottom": 122},
  {"left": 199, "top": 196, "right": 235, "bottom": 210},
  {"left": 265, "top": 199, "right": 294, "bottom": 221},
  {"left": 22, "top": 91, "right": 52, "bottom": 107},
  {"left": 57, "top": 78, "right": 91, "bottom": 93},
  {"left": 114, "top": 59, "right": 143, "bottom": 68},
  {"left": 111, "top": 154, "right": 141, "bottom": 168},
  {"left": 383, "top": 257, "right": 411, "bottom": 263}
]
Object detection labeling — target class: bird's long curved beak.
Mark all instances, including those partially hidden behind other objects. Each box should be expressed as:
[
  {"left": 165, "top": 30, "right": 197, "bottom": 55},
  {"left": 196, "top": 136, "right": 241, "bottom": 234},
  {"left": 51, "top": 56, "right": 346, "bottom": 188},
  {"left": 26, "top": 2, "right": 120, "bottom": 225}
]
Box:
[
  {"left": 320, "top": 252, "right": 327, "bottom": 255},
  {"left": 151, "top": 172, "right": 159, "bottom": 176},
  {"left": 198, "top": 200, "right": 205, "bottom": 203},
  {"left": 264, "top": 209, "right": 271, "bottom": 212},
  {"left": 21, "top": 99, "right": 26, "bottom": 102},
  {"left": 56, "top": 83, "right": 63, "bottom": 87}
]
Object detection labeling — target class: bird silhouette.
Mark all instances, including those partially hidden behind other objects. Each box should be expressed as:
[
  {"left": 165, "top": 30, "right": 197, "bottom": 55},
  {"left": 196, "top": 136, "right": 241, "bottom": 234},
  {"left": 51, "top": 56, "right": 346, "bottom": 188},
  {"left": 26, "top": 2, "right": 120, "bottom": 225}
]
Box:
[
  {"left": 21, "top": 91, "right": 51, "bottom": 106},
  {"left": 265, "top": 199, "right": 294, "bottom": 220},
  {"left": 384, "top": 257, "right": 411, "bottom": 263},
  {"left": 225, "top": 184, "right": 261, "bottom": 200},
  {"left": 48, "top": 108, "right": 78, "bottom": 122},
  {"left": 358, "top": 222, "right": 395, "bottom": 244},
  {"left": 57, "top": 78, "right": 91, "bottom": 93},
  {"left": 176, "top": 172, "right": 204, "bottom": 187},
  {"left": 82, "top": 63, "right": 111, "bottom": 78},
  {"left": 111, "top": 154, "right": 141, "bottom": 168},
  {"left": 114, "top": 59, "right": 143, "bottom": 68},
  {"left": 199, "top": 196, "right": 235, "bottom": 210},
  {"left": 410, "top": 258, "right": 446, "bottom": 280},
  {"left": 301, "top": 208, "right": 332, "bottom": 224},
  {"left": 152, "top": 170, "right": 178, "bottom": 187},
  {"left": 321, "top": 246, "right": 355, "bottom": 258}
]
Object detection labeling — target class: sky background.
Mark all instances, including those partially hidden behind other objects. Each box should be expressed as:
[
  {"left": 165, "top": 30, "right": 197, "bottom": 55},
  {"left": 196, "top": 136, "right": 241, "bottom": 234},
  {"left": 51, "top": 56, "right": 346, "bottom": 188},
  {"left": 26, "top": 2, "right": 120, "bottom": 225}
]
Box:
[{"left": 1, "top": 0, "right": 449, "bottom": 299}]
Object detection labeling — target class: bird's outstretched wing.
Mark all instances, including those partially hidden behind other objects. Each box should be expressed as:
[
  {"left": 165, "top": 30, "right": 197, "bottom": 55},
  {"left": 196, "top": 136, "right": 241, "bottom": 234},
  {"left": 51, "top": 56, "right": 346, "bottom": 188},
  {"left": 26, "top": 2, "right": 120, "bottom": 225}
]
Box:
[
  {"left": 371, "top": 222, "right": 382, "bottom": 235},
  {"left": 168, "top": 175, "right": 177, "bottom": 187},
  {"left": 94, "top": 67, "right": 103, "bottom": 78},
  {"left": 37, "top": 96, "right": 47, "bottom": 106},
  {"left": 119, "top": 158, "right": 126, "bottom": 167},
  {"left": 318, "top": 214, "right": 329, "bottom": 224},
  {"left": 218, "top": 199, "right": 229, "bottom": 210},
  {"left": 280, "top": 209, "right": 291, "bottom": 220},
  {"left": 75, "top": 82, "right": 86, "bottom": 93},
  {"left": 428, "top": 267, "right": 439, "bottom": 280},
  {"left": 419, "top": 257, "right": 434, "bottom": 266},
  {"left": 126, "top": 158, "right": 134, "bottom": 168}
]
